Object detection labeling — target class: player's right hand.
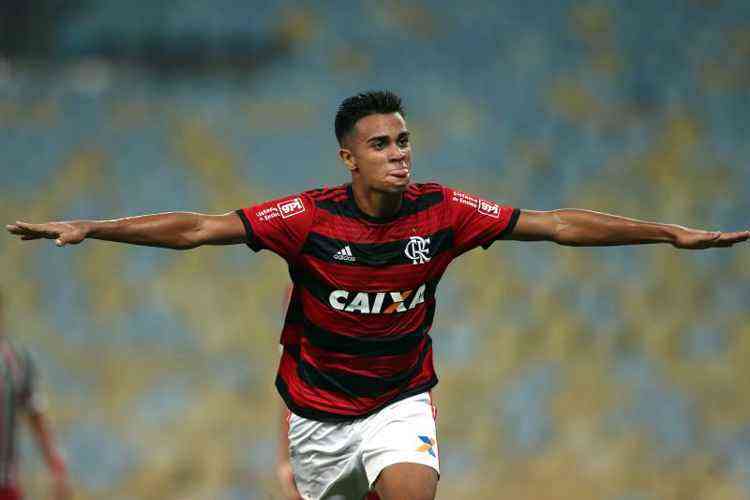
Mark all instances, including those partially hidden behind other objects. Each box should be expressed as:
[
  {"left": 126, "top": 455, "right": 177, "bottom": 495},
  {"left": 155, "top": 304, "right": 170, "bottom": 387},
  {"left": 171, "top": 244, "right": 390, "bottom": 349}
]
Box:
[{"left": 5, "top": 221, "right": 87, "bottom": 247}]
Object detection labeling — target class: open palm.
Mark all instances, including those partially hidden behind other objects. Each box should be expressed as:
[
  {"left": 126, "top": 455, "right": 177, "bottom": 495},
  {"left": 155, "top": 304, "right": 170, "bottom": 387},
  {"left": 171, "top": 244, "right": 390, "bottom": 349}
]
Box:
[
  {"left": 673, "top": 228, "right": 749, "bottom": 249},
  {"left": 6, "top": 221, "right": 87, "bottom": 247}
]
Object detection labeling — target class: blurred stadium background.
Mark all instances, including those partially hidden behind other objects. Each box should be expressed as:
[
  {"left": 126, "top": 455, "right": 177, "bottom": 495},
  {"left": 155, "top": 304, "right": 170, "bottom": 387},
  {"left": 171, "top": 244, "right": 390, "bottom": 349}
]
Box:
[{"left": 1, "top": 1, "right": 750, "bottom": 499}]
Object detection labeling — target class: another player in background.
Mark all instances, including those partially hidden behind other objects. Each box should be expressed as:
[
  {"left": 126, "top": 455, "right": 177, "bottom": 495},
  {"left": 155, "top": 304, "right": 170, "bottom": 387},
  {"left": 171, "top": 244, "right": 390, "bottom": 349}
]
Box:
[
  {"left": 0, "top": 291, "right": 71, "bottom": 500},
  {"left": 7, "top": 90, "right": 748, "bottom": 500}
]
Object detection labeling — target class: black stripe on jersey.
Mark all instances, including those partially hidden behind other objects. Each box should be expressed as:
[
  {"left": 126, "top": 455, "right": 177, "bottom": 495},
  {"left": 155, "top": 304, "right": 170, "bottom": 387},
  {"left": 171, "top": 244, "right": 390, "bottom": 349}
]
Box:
[
  {"left": 234, "top": 210, "right": 262, "bottom": 252},
  {"left": 297, "top": 337, "right": 433, "bottom": 398},
  {"left": 303, "top": 301, "right": 436, "bottom": 356},
  {"left": 275, "top": 371, "right": 438, "bottom": 422},
  {"left": 284, "top": 290, "right": 305, "bottom": 324},
  {"left": 302, "top": 228, "right": 453, "bottom": 267},
  {"left": 315, "top": 185, "right": 443, "bottom": 223},
  {"left": 482, "top": 207, "right": 522, "bottom": 248}
]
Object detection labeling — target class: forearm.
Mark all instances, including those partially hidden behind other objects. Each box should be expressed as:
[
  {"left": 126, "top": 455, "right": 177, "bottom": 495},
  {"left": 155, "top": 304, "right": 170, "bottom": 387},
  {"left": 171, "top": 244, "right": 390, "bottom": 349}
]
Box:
[
  {"left": 550, "top": 209, "right": 680, "bottom": 246},
  {"left": 27, "top": 413, "right": 67, "bottom": 474},
  {"left": 80, "top": 212, "right": 209, "bottom": 249}
]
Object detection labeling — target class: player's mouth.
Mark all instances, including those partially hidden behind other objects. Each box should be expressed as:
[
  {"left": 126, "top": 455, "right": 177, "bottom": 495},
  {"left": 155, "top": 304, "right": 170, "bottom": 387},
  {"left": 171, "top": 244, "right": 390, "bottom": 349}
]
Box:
[{"left": 387, "top": 161, "right": 411, "bottom": 180}]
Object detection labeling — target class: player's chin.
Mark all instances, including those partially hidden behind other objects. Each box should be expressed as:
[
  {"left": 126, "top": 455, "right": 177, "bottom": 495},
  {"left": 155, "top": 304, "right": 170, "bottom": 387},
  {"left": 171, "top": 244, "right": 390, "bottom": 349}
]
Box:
[
  {"left": 382, "top": 177, "right": 410, "bottom": 192},
  {"left": 382, "top": 183, "right": 409, "bottom": 194}
]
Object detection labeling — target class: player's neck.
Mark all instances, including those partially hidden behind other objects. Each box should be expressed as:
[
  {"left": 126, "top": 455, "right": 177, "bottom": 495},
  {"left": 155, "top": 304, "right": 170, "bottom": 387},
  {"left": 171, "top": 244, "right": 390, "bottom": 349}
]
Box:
[{"left": 351, "top": 182, "right": 403, "bottom": 219}]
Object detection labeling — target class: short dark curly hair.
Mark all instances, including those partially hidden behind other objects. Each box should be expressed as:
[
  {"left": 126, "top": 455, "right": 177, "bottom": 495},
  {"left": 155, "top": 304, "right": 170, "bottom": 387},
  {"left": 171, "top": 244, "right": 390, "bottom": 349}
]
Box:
[{"left": 334, "top": 90, "right": 405, "bottom": 145}]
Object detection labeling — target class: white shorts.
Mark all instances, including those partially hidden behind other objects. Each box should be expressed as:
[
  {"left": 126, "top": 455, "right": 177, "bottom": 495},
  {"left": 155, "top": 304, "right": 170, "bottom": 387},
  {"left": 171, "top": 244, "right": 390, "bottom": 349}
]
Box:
[{"left": 288, "top": 392, "right": 439, "bottom": 500}]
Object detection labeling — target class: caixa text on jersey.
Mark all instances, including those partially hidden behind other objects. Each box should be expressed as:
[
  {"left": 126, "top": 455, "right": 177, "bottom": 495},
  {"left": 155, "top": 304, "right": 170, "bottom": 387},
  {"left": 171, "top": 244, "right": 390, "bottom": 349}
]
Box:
[{"left": 328, "top": 284, "right": 427, "bottom": 314}]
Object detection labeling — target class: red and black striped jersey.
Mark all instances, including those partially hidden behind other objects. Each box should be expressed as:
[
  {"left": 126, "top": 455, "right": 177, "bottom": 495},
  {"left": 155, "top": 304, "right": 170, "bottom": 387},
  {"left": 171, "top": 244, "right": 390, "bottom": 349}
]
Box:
[{"left": 236, "top": 183, "right": 519, "bottom": 421}]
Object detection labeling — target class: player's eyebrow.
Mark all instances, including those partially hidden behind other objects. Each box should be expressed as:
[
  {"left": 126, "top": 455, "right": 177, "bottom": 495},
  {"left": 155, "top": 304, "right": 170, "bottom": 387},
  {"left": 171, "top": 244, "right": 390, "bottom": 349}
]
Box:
[
  {"left": 366, "top": 134, "right": 390, "bottom": 144},
  {"left": 366, "top": 131, "right": 409, "bottom": 144}
]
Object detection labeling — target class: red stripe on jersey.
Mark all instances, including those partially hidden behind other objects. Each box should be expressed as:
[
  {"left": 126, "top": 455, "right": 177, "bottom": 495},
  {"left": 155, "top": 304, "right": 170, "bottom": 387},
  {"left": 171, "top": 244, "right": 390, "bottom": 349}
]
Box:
[
  {"left": 278, "top": 345, "right": 437, "bottom": 419},
  {"left": 279, "top": 322, "right": 303, "bottom": 346}
]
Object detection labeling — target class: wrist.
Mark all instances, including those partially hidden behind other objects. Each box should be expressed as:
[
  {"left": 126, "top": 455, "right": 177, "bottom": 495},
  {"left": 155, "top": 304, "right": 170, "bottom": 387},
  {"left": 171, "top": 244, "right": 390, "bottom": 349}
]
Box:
[
  {"left": 662, "top": 224, "right": 685, "bottom": 244},
  {"left": 74, "top": 219, "right": 97, "bottom": 239}
]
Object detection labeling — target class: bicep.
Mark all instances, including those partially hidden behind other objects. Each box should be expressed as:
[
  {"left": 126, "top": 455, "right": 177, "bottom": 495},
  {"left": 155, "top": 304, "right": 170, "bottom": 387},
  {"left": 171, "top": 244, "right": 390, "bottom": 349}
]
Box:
[
  {"left": 506, "top": 209, "right": 559, "bottom": 241},
  {"left": 197, "top": 212, "right": 249, "bottom": 245}
]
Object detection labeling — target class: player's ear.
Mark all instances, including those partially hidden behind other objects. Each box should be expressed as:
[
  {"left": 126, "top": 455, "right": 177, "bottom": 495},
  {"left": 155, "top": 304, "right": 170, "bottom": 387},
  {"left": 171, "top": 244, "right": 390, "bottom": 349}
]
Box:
[{"left": 338, "top": 148, "right": 357, "bottom": 172}]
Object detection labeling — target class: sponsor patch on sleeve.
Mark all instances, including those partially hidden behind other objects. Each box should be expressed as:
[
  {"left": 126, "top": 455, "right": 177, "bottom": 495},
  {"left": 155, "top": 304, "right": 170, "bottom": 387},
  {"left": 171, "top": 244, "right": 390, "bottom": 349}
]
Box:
[
  {"left": 477, "top": 199, "right": 500, "bottom": 218},
  {"left": 451, "top": 190, "right": 479, "bottom": 208},
  {"left": 452, "top": 190, "right": 501, "bottom": 218},
  {"left": 278, "top": 197, "right": 306, "bottom": 219},
  {"left": 255, "top": 206, "right": 280, "bottom": 222}
]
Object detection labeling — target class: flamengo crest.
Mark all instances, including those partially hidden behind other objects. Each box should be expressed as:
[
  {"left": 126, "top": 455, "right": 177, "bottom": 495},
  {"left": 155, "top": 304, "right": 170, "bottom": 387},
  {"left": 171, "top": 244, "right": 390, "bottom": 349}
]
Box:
[{"left": 405, "top": 236, "right": 431, "bottom": 265}]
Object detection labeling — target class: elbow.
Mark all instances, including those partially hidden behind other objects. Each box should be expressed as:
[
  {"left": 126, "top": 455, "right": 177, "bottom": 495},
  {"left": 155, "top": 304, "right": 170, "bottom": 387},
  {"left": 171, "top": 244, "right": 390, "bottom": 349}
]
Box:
[
  {"left": 172, "top": 236, "right": 202, "bottom": 250},
  {"left": 548, "top": 211, "right": 578, "bottom": 245},
  {"left": 551, "top": 233, "right": 578, "bottom": 246},
  {"left": 174, "top": 217, "right": 209, "bottom": 249}
]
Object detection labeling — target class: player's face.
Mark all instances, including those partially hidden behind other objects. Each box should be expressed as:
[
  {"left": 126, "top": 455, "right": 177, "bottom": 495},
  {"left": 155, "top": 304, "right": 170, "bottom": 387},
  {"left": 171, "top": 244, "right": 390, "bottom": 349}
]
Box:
[{"left": 339, "top": 113, "right": 412, "bottom": 193}]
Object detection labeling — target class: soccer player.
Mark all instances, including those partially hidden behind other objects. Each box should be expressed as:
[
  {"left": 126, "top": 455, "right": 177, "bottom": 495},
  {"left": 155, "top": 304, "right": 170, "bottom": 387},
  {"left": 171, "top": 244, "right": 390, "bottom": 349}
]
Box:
[
  {"left": 0, "top": 292, "right": 71, "bottom": 500},
  {"left": 6, "top": 91, "right": 748, "bottom": 500}
]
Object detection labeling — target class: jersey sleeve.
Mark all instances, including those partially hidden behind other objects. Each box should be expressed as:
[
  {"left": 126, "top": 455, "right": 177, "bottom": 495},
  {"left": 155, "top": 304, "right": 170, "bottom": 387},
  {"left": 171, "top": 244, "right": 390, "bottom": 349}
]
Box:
[
  {"left": 443, "top": 186, "right": 520, "bottom": 255},
  {"left": 235, "top": 193, "right": 315, "bottom": 261}
]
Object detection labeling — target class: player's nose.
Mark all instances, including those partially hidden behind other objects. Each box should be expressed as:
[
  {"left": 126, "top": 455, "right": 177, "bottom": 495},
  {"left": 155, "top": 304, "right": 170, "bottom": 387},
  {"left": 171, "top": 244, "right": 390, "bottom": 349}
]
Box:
[{"left": 388, "top": 149, "right": 408, "bottom": 162}]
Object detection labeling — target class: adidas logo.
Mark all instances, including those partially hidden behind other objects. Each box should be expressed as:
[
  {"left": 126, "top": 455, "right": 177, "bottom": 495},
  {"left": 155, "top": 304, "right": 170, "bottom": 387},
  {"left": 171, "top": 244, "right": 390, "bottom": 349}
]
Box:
[{"left": 333, "top": 245, "right": 356, "bottom": 262}]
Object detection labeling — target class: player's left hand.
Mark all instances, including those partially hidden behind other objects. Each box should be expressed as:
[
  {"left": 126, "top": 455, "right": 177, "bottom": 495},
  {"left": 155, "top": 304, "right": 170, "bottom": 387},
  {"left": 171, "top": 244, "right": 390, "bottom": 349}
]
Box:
[
  {"left": 672, "top": 228, "right": 750, "bottom": 249},
  {"left": 6, "top": 220, "right": 87, "bottom": 246}
]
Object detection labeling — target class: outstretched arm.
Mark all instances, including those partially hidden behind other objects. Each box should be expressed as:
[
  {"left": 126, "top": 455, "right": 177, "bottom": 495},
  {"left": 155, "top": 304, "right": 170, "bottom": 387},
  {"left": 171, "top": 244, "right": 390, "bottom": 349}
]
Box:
[
  {"left": 25, "top": 411, "right": 71, "bottom": 500},
  {"left": 6, "top": 211, "right": 246, "bottom": 249},
  {"left": 509, "top": 209, "right": 749, "bottom": 249}
]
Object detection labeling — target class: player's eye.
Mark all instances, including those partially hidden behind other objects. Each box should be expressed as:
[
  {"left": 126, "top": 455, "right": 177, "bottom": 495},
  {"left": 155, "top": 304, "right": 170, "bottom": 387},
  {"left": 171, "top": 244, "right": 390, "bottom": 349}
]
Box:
[
  {"left": 373, "top": 140, "right": 386, "bottom": 150},
  {"left": 398, "top": 136, "right": 410, "bottom": 147}
]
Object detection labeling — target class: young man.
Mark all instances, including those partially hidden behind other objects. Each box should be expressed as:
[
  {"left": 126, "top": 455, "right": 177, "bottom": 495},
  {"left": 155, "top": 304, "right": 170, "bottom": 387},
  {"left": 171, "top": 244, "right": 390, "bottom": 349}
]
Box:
[
  {"left": 0, "top": 292, "right": 71, "bottom": 500},
  {"left": 6, "top": 91, "right": 748, "bottom": 500}
]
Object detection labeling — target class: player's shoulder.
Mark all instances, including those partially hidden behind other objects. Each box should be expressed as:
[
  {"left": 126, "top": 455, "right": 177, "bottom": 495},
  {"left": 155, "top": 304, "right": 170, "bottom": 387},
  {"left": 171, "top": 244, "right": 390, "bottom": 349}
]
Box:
[
  {"left": 264, "top": 185, "right": 347, "bottom": 217},
  {"left": 405, "top": 182, "right": 445, "bottom": 199},
  {"left": 407, "top": 181, "right": 444, "bottom": 193},
  {"left": 302, "top": 184, "right": 349, "bottom": 203}
]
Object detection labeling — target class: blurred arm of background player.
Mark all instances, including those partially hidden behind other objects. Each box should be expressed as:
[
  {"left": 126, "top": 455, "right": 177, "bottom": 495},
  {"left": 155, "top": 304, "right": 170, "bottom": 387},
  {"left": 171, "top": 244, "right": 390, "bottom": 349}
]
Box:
[
  {"left": 277, "top": 402, "right": 302, "bottom": 500},
  {"left": 25, "top": 406, "right": 71, "bottom": 500},
  {"left": 5, "top": 212, "right": 246, "bottom": 248}
]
